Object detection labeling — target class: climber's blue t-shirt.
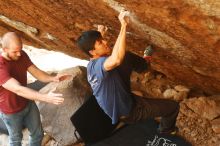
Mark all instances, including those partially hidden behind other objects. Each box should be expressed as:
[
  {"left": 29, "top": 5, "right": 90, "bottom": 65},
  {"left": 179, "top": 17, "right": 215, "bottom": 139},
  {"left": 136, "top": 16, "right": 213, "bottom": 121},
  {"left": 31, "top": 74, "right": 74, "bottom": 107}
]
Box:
[{"left": 87, "top": 57, "right": 133, "bottom": 124}]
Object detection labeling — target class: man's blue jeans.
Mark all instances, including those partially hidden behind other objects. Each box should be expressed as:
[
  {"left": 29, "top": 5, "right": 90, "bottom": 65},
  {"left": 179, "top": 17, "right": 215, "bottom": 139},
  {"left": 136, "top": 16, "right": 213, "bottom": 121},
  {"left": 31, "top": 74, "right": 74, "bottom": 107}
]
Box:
[{"left": 0, "top": 101, "right": 44, "bottom": 146}]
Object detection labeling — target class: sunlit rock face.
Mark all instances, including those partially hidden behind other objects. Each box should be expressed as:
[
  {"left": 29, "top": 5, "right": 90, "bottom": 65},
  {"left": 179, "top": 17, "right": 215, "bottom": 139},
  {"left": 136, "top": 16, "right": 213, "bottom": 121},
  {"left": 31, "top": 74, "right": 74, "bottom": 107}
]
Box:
[{"left": 0, "top": 0, "right": 219, "bottom": 94}]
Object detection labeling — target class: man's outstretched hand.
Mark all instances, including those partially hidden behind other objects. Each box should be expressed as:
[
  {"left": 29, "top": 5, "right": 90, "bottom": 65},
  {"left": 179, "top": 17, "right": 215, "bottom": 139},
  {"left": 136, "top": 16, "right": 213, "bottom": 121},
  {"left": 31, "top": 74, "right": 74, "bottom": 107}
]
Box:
[
  {"left": 46, "top": 87, "right": 64, "bottom": 105},
  {"left": 53, "top": 74, "right": 72, "bottom": 82}
]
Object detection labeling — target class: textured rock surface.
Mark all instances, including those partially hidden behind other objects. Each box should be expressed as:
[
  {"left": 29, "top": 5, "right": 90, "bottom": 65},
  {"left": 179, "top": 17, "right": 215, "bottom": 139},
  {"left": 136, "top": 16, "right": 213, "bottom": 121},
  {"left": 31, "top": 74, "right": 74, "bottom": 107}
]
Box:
[
  {"left": 185, "top": 96, "right": 220, "bottom": 120},
  {"left": 211, "top": 118, "right": 220, "bottom": 134},
  {"left": 178, "top": 102, "right": 220, "bottom": 146},
  {"left": 130, "top": 69, "right": 220, "bottom": 146},
  {"left": 0, "top": 0, "right": 219, "bottom": 94},
  {"left": 38, "top": 66, "right": 92, "bottom": 145}
]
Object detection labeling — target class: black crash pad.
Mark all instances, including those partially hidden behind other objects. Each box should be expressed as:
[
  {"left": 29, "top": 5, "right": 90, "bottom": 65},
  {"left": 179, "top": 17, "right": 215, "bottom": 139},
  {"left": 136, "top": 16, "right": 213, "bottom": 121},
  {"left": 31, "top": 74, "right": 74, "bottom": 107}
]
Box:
[{"left": 92, "top": 119, "right": 191, "bottom": 146}]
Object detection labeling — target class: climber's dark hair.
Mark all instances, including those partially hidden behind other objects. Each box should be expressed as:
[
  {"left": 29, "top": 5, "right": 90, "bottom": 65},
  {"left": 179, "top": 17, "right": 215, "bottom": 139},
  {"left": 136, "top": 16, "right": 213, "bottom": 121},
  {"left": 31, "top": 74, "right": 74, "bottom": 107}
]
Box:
[{"left": 76, "top": 30, "right": 102, "bottom": 56}]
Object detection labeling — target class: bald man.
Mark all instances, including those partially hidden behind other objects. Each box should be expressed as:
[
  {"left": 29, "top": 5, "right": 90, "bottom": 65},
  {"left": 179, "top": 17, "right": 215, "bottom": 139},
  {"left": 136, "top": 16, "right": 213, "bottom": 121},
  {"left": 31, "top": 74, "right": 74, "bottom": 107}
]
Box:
[{"left": 0, "top": 32, "right": 66, "bottom": 146}]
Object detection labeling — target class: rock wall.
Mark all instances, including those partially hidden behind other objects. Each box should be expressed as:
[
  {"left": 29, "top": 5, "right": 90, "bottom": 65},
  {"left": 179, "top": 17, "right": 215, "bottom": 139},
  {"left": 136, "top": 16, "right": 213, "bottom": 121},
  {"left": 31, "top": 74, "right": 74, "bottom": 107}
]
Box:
[{"left": 0, "top": 0, "right": 219, "bottom": 94}]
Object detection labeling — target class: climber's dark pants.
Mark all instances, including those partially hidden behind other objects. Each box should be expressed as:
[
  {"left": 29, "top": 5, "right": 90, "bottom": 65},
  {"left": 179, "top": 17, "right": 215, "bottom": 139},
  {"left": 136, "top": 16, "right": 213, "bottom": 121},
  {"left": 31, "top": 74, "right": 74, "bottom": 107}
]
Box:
[{"left": 122, "top": 95, "right": 180, "bottom": 131}]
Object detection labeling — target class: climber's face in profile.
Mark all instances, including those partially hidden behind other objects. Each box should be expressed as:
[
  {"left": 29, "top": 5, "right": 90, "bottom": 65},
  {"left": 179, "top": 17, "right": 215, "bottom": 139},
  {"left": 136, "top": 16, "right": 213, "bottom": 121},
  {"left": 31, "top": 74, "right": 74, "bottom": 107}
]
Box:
[{"left": 89, "top": 38, "right": 111, "bottom": 57}]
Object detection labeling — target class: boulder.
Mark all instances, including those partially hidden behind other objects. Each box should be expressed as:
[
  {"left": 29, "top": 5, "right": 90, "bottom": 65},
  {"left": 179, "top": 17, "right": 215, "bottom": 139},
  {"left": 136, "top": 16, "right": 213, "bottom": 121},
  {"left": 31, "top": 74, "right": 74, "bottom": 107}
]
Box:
[{"left": 38, "top": 66, "right": 92, "bottom": 145}]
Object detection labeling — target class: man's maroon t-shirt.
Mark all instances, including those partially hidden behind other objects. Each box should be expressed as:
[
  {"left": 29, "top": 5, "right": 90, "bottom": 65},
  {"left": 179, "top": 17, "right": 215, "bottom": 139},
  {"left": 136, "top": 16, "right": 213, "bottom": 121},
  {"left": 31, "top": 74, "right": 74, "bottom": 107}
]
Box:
[{"left": 0, "top": 50, "right": 33, "bottom": 114}]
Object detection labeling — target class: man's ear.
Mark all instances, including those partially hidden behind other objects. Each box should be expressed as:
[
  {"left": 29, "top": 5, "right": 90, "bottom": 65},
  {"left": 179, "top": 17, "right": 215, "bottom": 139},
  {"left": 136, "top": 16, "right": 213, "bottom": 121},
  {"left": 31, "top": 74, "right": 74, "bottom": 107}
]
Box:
[
  {"left": 89, "top": 49, "right": 95, "bottom": 56},
  {"left": 2, "top": 47, "right": 7, "bottom": 52}
]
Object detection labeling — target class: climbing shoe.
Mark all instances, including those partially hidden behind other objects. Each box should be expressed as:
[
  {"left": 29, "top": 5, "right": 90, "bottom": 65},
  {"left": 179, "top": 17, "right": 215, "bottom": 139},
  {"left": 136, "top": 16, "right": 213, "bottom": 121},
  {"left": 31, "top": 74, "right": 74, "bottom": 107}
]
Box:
[
  {"left": 157, "top": 126, "right": 178, "bottom": 135},
  {"left": 143, "top": 45, "right": 154, "bottom": 62}
]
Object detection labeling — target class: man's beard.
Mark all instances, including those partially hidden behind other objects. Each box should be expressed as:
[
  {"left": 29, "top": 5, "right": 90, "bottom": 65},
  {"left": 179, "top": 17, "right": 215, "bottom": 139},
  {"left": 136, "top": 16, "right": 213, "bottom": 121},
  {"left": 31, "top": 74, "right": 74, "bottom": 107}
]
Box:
[{"left": 6, "top": 53, "right": 20, "bottom": 61}]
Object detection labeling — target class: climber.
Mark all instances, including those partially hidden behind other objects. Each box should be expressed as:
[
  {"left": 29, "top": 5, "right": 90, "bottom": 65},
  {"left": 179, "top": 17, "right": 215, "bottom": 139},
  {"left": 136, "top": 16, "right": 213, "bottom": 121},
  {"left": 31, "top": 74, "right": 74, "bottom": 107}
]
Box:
[{"left": 76, "top": 10, "right": 179, "bottom": 134}]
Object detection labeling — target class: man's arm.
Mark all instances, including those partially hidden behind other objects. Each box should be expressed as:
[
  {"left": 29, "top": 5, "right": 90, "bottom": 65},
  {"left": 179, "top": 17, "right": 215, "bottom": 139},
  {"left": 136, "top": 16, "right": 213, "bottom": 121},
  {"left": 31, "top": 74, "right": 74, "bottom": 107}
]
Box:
[
  {"left": 28, "top": 65, "right": 71, "bottom": 83},
  {"left": 2, "top": 78, "right": 64, "bottom": 105},
  {"left": 103, "top": 10, "right": 129, "bottom": 71}
]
